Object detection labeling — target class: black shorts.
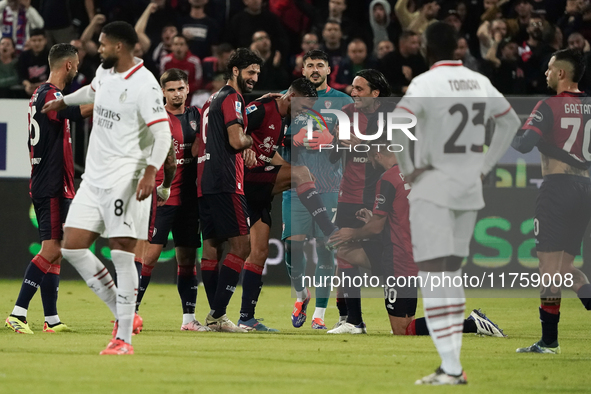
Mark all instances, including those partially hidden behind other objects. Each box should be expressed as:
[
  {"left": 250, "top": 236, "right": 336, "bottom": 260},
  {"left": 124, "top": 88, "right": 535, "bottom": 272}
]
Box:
[
  {"left": 245, "top": 165, "right": 281, "bottom": 228},
  {"left": 198, "top": 193, "right": 250, "bottom": 240},
  {"left": 535, "top": 174, "right": 591, "bottom": 256},
  {"left": 32, "top": 196, "right": 72, "bottom": 241},
  {"left": 384, "top": 279, "right": 418, "bottom": 318},
  {"left": 148, "top": 201, "right": 201, "bottom": 248},
  {"left": 335, "top": 202, "right": 383, "bottom": 275}
]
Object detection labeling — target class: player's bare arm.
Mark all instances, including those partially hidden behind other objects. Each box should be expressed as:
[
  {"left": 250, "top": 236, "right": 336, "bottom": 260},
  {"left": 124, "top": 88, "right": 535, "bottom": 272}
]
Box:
[
  {"left": 157, "top": 143, "right": 177, "bottom": 206},
  {"left": 137, "top": 165, "right": 158, "bottom": 201},
  {"left": 80, "top": 104, "right": 94, "bottom": 118},
  {"left": 242, "top": 148, "right": 257, "bottom": 168},
  {"left": 41, "top": 98, "right": 67, "bottom": 113},
  {"left": 227, "top": 123, "right": 253, "bottom": 151},
  {"left": 329, "top": 213, "right": 386, "bottom": 247}
]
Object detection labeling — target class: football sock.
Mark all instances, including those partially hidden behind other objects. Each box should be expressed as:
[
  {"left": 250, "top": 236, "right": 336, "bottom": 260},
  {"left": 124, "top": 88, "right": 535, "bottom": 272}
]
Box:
[
  {"left": 14, "top": 256, "right": 48, "bottom": 312},
  {"left": 240, "top": 262, "right": 264, "bottom": 321},
  {"left": 134, "top": 258, "right": 143, "bottom": 281},
  {"left": 420, "top": 270, "right": 465, "bottom": 376},
  {"left": 183, "top": 313, "right": 196, "bottom": 325},
  {"left": 62, "top": 248, "right": 118, "bottom": 318},
  {"left": 40, "top": 265, "right": 60, "bottom": 319},
  {"left": 312, "top": 307, "right": 326, "bottom": 320},
  {"left": 338, "top": 259, "right": 362, "bottom": 325},
  {"left": 540, "top": 305, "right": 560, "bottom": 347},
  {"left": 314, "top": 243, "right": 335, "bottom": 308},
  {"left": 136, "top": 264, "right": 154, "bottom": 311},
  {"left": 296, "top": 182, "right": 337, "bottom": 237},
  {"left": 177, "top": 264, "right": 197, "bottom": 315},
  {"left": 286, "top": 240, "right": 306, "bottom": 293},
  {"left": 45, "top": 316, "right": 60, "bottom": 325},
  {"left": 407, "top": 317, "right": 476, "bottom": 336},
  {"left": 336, "top": 287, "right": 348, "bottom": 318},
  {"left": 200, "top": 259, "right": 218, "bottom": 310},
  {"left": 111, "top": 250, "right": 138, "bottom": 344},
  {"left": 577, "top": 283, "right": 591, "bottom": 310},
  {"left": 211, "top": 254, "right": 244, "bottom": 319}
]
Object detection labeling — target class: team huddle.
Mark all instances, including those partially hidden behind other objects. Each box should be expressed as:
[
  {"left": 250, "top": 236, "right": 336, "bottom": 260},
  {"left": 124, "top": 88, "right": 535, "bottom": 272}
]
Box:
[{"left": 5, "top": 20, "right": 591, "bottom": 385}]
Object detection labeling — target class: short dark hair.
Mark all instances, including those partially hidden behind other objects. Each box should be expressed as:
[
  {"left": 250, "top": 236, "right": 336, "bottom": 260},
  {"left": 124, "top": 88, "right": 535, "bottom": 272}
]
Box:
[
  {"left": 216, "top": 43, "right": 234, "bottom": 56},
  {"left": 324, "top": 19, "right": 341, "bottom": 29},
  {"left": 289, "top": 78, "right": 318, "bottom": 97},
  {"left": 224, "top": 48, "right": 264, "bottom": 80},
  {"left": 425, "top": 22, "right": 458, "bottom": 61},
  {"left": 173, "top": 34, "right": 187, "bottom": 44},
  {"left": 302, "top": 49, "right": 329, "bottom": 65},
  {"left": 102, "top": 21, "right": 138, "bottom": 49},
  {"left": 356, "top": 69, "right": 391, "bottom": 97},
  {"left": 160, "top": 68, "right": 189, "bottom": 87},
  {"left": 29, "top": 28, "right": 45, "bottom": 38},
  {"left": 553, "top": 48, "right": 586, "bottom": 83},
  {"left": 399, "top": 30, "right": 418, "bottom": 42},
  {"left": 48, "top": 43, "right": 78, "bottom": 68}
]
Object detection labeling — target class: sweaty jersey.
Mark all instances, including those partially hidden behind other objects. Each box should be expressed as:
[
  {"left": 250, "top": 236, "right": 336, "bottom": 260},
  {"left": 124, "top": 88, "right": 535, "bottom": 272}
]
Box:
[
  {"left": 522, "top": 91, "right": 591, "bottom": 170},
  {"left": 372, "top": 164, "right": 416, "bottom": 277},
  {"left": 28, "top": 83, "right": 83, "bottom": 199},
  {"left": 157, "top": 107, "right": 201, "bottom": 206},
  {"left": 395, "top": 60, "right": 512, "bottom": 210},
  {"left": 84, "top": 59, "right": 168, "bottom": 188},
  {"left": 284, "top": 85, "right": 353, "bottom": 193},
  {"left": 197, "top": 84, "right": 248, "bottom": 196},
  {"left": 245, "top": 97, "right": 285, "bottom": 167},
  {"left": 338, "top": 100, "right": 396, "bottom": 206}
]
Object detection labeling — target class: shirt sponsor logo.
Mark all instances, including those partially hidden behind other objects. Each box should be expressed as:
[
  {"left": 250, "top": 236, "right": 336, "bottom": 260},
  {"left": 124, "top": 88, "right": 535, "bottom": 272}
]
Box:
[
  {"left": 375, "top": 194, "right": 386, "bottom": 205},
  {"left": 153, "top": 106, "right": 164, "bottom": 113}
]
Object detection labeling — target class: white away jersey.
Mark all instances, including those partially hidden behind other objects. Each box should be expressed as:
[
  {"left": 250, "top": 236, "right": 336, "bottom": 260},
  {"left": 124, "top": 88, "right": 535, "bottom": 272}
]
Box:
[
  {"left": 395, "top": 60, "right": 511, "bottom": 210},
  {"left": 83, "top": 59, "right": 168, "bottom": 188}
]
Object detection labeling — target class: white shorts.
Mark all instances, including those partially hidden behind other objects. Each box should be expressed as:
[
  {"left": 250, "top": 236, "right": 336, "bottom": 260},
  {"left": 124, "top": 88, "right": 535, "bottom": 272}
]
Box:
[
  {"left": 65, "top": 179, "right": 151, "bottom": 240},
  {"left": 409, "top": 199, "right": 477, "bottom": 263}
]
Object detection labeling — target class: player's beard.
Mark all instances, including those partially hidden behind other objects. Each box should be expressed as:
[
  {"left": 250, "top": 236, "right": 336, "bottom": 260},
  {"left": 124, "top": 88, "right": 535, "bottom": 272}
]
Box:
[
  {"left": 308, "top": 73, "right": 325, "bottom": 88},
  {"left": 237, "top": 72, "right": 254, "bottom": 93},
  {"left": 65, "top": 69, "right": 77, "bottom": 85},
  {"left": 101, "top": 55, "right": 118, "bottom": 69}
]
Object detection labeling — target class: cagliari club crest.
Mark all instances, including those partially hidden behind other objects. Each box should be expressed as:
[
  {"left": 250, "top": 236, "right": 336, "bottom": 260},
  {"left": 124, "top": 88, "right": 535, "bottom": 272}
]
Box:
[{"left": 190, "top": 120, "right": 197, "bottom": 130}]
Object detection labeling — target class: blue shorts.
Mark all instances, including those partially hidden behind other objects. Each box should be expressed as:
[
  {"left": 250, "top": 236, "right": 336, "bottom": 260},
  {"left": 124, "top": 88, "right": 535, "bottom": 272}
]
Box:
[{"left": 281, "top": 191, "right": 338, "bottom": 240}]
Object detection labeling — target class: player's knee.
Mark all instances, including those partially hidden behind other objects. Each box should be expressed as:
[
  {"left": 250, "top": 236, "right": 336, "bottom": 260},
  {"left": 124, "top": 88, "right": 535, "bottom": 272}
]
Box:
[
  {"left": 292, "top": 166, "right": 310, "bottom": 184},
  {"left": 249, "top": 247, "right": 269, "bottom": 266}
]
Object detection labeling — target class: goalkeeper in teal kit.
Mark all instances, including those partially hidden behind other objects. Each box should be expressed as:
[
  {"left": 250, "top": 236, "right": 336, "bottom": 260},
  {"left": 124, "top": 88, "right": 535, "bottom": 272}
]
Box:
[{"left": 282, "top": 49, "right": 353, "bottom": 329}]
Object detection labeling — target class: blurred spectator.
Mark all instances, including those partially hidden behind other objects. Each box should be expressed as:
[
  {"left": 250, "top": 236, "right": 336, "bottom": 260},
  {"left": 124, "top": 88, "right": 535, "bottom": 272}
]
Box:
[
  {"left": 269, "top": 0, "right": 312, "bottom": 57},
  {"left": 192, "top": 71, "right": 225, "bottom": 107},
  {"left": 478, "top": 18, "right": 507, "bottom": 59},
  {"left": 320, "top": 19, "right": 346, "bottom": 69},
  {"left": 17, "top": 27, "right": 47, "bottom": 95},
  {"left": 142, "top": 0, "right": 177, "bottom": 47},
  {"left": 484, "top": 37, "right": 526, "bottom": 94},
  {"left": 37, "top": 0, "right": 77, "bottom": 47},
  {"left": 480, "top": 0, "right": 506, "bottom": 22},
  {"left": 79, "top": 13, "right": 105, "bottom": 56},
  {"left": 0, "top": 36, "right": 18, "bottom": 97},
  {"left": 440, "top": 6, "right": 462, "bottom": 33},
  {"left": 369, "top": 0, "right": 397, "bottom": 53},
  {"left": 557, "top": 0, "right": 586, "bottom": 43},
  {"left": 394, "top": 0, "right": 439, "bottom": 35},
  {"left": 290, "top": 32, "right": 318, "bottom": 78},
  {"left": 519, "top": 14, "right": 544, "bottom": 63},
  {"left": 160, "top": 34, "right": 202, "bottom": 94},
  {"left": 568, "top": 31, "right": 591, "bottom": 93},
  {"left": 0, "top": 0, "right": 44, "bottom": 53},
  {"left": 321, "top": 0, "right": 357, "bottom": 43},
  {"left": 333, "top": 39, "right": 377, "bottom": 94},
  {"left": 179, "top": 0, "right": 221, "bottom": 60},
  {"left": 506, "top": 0, "right": 533, "bottom": 45},
  {"left": 529, "top": 24, "right": 562, "bottom": 93},
  {"left": 206, "top": 0, "right": 244, "bottom": 33},
  {"left": 378, "top": 30, "right": 427, "bottom": 95},
  {"left": 454, "top": 36, "right": 480, "bottom": 72},
  {"left": 84, "top": 0, "right": 143, "bottom": 26},
  {"left": 68, "top": 38, "right": 99, "bottom": 92},
  {"left": 202, "top": 42, "right": 233, "bottom": 90},
  {"left": 249, "top": 30, "right": 288, "bottom": 90},
  {"left": 223, "top": 0, "right": 288, "bottom": 58},
  {"left": 375, "top": 39, "right": 394, "bottom": 60}
]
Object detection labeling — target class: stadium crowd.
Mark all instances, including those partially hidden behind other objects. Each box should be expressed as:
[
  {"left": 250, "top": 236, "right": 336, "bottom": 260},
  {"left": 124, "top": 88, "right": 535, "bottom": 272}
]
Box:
[{"left": 2, "top": 0, "right": 591, "bottom": 101}]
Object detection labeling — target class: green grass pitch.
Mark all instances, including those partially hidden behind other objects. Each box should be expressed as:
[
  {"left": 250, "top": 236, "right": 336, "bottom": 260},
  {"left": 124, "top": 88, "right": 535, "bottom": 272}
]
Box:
[{"left": 1, "top": 279, "right": 590, "bottom": 393}]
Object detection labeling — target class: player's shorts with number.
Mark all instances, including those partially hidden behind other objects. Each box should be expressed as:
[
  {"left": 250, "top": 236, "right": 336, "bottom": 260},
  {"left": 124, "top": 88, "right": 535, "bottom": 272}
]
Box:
[
  {"left": 281, "top": 191, "right": 338, "bottom": 240},
  {"left": 32, "top": 196, "right": 72, "bottom": 241},
  {"left": 65, "top": 179, "right": 151, "bottom": 239},
  {"left": 384, "top": 280, "right": 418, "bottom": 318},
  {"left": 409, "top": 199, "right": 477, "bottom": 262},
  {"left": 245, "top": 165, "right": 281, "bottom": 228},
  {"left": 535, "top": 174, "right": 591, "bottom": 255}
]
